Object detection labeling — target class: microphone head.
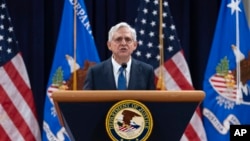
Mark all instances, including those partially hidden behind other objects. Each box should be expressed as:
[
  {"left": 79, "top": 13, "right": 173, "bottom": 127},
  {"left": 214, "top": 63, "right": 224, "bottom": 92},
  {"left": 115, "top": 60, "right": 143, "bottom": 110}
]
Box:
[{"left": 121, "top": 63, "right": 127, "bottom": 68}]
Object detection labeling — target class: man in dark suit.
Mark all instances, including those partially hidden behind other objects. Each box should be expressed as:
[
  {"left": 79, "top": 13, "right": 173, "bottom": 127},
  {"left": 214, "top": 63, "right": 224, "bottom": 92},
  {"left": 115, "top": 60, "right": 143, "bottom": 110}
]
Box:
[{"left": 83, "top": 22, "right": 155, "bottom": 90}]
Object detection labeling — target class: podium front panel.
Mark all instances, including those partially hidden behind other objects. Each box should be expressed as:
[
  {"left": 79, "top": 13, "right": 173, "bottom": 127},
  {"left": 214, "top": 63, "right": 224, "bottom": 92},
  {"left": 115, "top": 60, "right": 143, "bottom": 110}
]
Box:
[{"left": 59, "top": 101, "right": 198, "bottom": 141}]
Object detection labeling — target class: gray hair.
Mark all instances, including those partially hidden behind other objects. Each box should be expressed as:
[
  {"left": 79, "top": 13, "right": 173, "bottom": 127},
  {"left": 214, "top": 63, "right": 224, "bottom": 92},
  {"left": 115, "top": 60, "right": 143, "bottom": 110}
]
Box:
[{"left": 108, "top": 22, "right": 137, "bottom": 41}]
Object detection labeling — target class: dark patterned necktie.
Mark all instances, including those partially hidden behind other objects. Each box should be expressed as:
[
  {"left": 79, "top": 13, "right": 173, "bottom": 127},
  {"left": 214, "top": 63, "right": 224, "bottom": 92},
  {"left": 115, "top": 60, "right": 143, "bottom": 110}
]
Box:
[{"left": 118, "top": 67, "right": 126, "bottom": 90}]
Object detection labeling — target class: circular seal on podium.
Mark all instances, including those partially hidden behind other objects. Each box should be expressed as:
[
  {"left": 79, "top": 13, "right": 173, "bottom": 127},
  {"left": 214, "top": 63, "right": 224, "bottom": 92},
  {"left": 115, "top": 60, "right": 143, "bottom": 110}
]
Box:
[{"left": 106, "top": 100, "right": 153, "bottom": 141}]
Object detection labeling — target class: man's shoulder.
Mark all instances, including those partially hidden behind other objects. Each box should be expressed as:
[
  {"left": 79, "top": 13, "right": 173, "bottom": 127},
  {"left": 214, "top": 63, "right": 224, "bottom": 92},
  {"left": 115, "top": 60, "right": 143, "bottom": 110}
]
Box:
[
  {"left": 89, "top": 58, "right": 111, "bottom": 70},
  {"left": 132, "top": 58, "right": 153, "bottom": 69}
]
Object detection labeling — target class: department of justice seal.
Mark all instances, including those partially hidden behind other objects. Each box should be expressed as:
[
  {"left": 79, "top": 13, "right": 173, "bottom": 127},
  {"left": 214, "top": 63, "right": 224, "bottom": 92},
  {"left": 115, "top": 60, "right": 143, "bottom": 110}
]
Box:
[{"left": 106, "top": 100, "right": 153, "bottom": 141}]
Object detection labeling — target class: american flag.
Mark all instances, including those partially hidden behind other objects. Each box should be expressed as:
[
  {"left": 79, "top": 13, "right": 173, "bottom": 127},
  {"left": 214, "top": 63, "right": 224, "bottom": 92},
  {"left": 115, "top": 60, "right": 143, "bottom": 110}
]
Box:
[
  {"left": 0, "top": 1, "right": 41, "bottom": 141},
  {"left": 132, "top": 0, "right": 207, "bottom": 140}
]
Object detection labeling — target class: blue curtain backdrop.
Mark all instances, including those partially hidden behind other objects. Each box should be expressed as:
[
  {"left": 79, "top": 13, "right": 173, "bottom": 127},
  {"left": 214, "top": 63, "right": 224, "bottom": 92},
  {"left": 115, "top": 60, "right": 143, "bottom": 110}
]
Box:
[{"left": 6, "top": 0, "right": 220, "bottom": 135}]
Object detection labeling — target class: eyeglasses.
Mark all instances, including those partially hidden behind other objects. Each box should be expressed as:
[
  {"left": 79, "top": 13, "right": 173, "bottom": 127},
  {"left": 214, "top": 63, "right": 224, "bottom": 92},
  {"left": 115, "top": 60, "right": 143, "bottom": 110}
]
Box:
[{"left": 113, "top": 37, "right": 133, "bottom": 44}]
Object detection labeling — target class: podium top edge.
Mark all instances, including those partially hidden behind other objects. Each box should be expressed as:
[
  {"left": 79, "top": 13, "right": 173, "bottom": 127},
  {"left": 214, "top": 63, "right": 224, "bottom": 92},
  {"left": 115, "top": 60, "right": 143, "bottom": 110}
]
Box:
[{"left": 51, "top": 90, "right": 205, "bottom": 102}]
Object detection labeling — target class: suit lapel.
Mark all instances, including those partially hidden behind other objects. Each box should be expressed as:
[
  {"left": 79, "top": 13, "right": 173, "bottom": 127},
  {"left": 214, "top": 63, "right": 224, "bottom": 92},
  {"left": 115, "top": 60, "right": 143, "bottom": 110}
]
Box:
[
  {"left": 103, "top": 59, "right": 117, "bottom": 89},
  {"left": 128, "top": 59, "right": 139, "bottom": 90}
]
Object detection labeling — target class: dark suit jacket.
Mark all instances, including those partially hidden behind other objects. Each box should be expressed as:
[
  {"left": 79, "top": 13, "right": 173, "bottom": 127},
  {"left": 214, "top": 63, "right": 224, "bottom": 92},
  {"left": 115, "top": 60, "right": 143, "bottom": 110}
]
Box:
[{"left": 83, "top": 58, "right": 155, "bottom": 90}]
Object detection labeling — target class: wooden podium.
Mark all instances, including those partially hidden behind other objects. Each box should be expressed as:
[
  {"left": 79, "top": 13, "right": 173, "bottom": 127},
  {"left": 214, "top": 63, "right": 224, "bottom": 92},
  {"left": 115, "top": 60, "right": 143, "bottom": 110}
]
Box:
[{"left": 52, "top": 90, "right": 205, "bottom": 141}]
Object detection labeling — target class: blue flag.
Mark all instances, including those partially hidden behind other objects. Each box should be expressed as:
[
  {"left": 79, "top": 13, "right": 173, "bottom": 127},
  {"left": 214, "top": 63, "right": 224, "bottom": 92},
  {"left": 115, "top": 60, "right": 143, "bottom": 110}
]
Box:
[
  {"left": 42, "top": 0, "right": 100, "bottom": 140},
  {"left": 202, "top": 0, "right": 250, "bottom": 140}
]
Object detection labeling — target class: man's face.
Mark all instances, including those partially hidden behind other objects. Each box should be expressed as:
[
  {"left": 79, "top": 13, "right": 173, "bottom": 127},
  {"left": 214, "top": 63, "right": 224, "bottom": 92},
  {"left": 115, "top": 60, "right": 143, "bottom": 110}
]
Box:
[{"left": 107, "top": 27, "right": 137, "bottom": 60}]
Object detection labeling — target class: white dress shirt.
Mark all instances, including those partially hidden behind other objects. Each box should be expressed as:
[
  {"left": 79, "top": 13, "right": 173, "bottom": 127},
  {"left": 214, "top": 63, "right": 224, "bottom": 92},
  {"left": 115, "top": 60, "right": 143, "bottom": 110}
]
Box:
[{"left": 111, "top": 56, "right": 131, "bottom": 88}]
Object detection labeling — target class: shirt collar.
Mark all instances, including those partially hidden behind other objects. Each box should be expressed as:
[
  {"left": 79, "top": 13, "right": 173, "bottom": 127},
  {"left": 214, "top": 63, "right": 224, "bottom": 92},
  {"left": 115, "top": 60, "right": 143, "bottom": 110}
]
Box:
[{"left": 111, "top": 56, "right": 132, "bottom": 74}]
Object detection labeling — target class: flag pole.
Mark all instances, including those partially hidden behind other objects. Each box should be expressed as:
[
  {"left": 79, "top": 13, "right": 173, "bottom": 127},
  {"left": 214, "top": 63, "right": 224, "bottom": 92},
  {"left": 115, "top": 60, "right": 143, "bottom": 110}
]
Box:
[
  {"left": 73, "top": 0, "right": 77, "bottom": 90},
  {"left": 157, "top": 0, "right": 166, "bottom": 90},
  {"left": 235, "top": 0, "right": 241, "bottom": 103}
]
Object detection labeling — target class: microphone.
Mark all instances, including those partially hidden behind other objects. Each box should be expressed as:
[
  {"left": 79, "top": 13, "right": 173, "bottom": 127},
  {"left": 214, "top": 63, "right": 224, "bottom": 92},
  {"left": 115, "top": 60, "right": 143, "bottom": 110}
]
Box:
[{"left": 121, "top": 63, "right": 127, "bottom": 69}]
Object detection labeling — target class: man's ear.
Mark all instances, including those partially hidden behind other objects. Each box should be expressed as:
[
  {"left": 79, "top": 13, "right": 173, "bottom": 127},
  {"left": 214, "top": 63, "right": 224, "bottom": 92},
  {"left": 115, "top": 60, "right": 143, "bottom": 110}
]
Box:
[
  {"left": 133, "top": 41, "right": 138, "bottom": 50},
  {"left": 107, "top": 41, "right": 112, "bottom": 50}
]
